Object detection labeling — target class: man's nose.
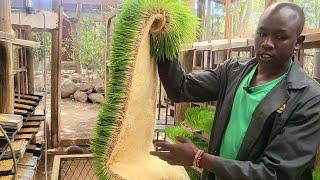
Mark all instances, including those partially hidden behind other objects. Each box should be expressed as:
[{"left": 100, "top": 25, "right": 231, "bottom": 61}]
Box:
[{"left": 261, "top": 36, "right": 274, "bottom": 49}]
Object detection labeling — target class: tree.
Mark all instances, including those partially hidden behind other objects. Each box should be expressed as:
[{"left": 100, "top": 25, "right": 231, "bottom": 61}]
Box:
[{"left": 63, "top": 16, "right": 106, "bottom": 79}]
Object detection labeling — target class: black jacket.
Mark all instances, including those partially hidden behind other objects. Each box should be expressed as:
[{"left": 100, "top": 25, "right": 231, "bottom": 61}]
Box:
[{"left": 158, "top": 56, "right": 320, "bottom": 180}]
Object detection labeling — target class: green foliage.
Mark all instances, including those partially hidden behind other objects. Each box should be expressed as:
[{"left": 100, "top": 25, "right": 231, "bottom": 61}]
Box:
[
  {"left": 184, "top": 107, "right": 215, "bottom": 138},
  {"left": 211, "top": 2, "right": 225, "bottom": 39},
  {"left": 63, "top": 17, "right": 106, "bottom": 77},
  {"left": 313, "top": 169, "right": 320, "bottom": 180},
  {"left": 184, "top": 166, "right": 200, "bottom": 180},
  {"left": 293, "top": 0, "right": 320, "bottom": 29},
  {"left": 165, "top": 126, "right": 208, "bottom": 152},
  {"left": 91, "top": 0, "right": 199, "bottom": 179},
  {"left": 32, "top": 32, "right": 51, "bottom": 61}
]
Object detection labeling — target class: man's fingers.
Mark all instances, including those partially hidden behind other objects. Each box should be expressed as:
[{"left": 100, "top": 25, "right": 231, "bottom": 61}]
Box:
[
  {"left": 156, "top": 146, "right": 171, "bottom": 152},
  {"left": 175, "top": 136, "right": 188, "bottom": 143},
  {"left": 154, "top": 142, "right": 174, "bottom": 151}
]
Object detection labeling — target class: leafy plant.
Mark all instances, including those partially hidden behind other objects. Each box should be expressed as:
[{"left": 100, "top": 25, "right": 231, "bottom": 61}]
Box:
[
  {"left": 313, "top": 169, "right": 320, "bottom": 180},
  {"left": 165, "top": 126, "right": 208, "bottom": 152},
  {"left": 63, "top": 16, "right": 106, "bottom": 78},
  {"left": 32, "top": 32, "right": 51, "bottom": 61},
  {"left": 90, "top": 0, "right": 199, "bottom": 179},
  {"left": 185, "top": 166, "right": 201, "bottom": 180},
  {"left": 184, "top": 107, "right": 215, "bottom": 138}
]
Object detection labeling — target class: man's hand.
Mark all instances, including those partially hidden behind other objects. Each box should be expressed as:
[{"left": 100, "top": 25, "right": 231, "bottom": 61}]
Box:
[{"left": 150, "top": 136, "right": 199, "bottom": 166}]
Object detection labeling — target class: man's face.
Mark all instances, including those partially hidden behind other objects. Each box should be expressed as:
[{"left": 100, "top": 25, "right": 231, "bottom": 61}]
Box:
[{"left": 254, "top": 8, "right": 301, "bottom": 65}]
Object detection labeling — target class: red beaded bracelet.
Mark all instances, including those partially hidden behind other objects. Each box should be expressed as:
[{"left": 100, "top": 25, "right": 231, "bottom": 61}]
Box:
[{"left": 193, "top": 150, "right": 204, "bottom": 168}]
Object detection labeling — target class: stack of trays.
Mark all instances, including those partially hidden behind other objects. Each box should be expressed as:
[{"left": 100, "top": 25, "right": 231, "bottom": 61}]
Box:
[
  {"left": 0, "top": 114, "right": 23, "bottom": 131},
  {"left": 2, "top": 140, "right": 27, "bottom": 159},
  {"left": 0, "top": 159, "right": 14, "bottom": 176},
  {"left": 13, "top": 134, "right": 34, "bottom": 141},
  {"left": 0, "top": 129, "right": 5, "bottom": 138},
  {"left": 0, "top": 175, "right": 14, "bottom": 180}
]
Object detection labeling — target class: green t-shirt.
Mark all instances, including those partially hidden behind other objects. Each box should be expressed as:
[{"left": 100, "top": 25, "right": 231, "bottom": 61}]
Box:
[{"left": 219, "top": 64, "right": 289, "bottom": 160}]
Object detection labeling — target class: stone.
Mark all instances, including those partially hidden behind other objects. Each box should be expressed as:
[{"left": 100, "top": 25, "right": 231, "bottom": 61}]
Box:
[
  {"left": 94, "top": 83, "right": 105, "bottom": 93},
  {"left": 61, "top": 79, "right": 78, "bottom": 98},
  {"left": 74, "top": 90, "right": 88, "bottom": 103},
  {"left": 79, "top": 82, "right": 94, "bottom": 92},
  {"left": 70, "top": 73, "right": 86, "bottom": 83},
  {"left": 88, "top": 93, "right": 104, "bottom": 104}
]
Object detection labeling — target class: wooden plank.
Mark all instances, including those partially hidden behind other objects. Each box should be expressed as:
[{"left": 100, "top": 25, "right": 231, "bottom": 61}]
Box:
[
  {"left": 189, "top": 32, "right": 320, "bottom": 51},
  {"left": 51, "top": 2, "right": 63, "bottom": 148},
  {"left": 175, "top": 51, "right": 193, "bottom": 123},
  {"left": 0, "top": 31, "right": 15, "bottom": 40},
  {"left": 27, "top": 115, "right": 45, "bottom": 121},
  {"left": 12, "top": 39, "right": 40, "bottom": 48},
  {"left": 0, "top": 31, "right": 40, "bottom": 48},
  {"left": 0, "top": 0, "right": 14, "bottom": 114},
  {"left": 14, "top": 93, "right": 42, "bottom": 101},
  {"left": 14, "top": 103, "right": 34, "bottom": 111},
  {"left": 23, "top": 121, "right": 41, "bottom": 127},
  {"left": 15, "top": 99, "right": 38, "bottom": 106},
  {"left": 304, "top": 32, "right": 320, "bottom": 43}
]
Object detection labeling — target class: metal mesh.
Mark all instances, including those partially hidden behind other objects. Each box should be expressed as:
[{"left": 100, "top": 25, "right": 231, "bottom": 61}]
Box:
[{"left": 59, "top": 156, "right": 97, "bottom": 180}]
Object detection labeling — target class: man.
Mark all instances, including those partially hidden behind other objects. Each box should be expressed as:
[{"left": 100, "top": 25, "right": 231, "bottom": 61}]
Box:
[{"left": 150, "top": 2, "right": 320, "bottom": 180}]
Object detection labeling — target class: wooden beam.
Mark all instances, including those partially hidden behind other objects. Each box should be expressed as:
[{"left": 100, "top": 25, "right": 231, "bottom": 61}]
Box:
[
  {"left": 298, "top": 48, "right": 304, "bottom": 68},
  {"left": 0, "top": 31, "right": 40, "bottom": 48},
  {"left": 51, "top": 0, "right": 63, "bottom": 148},
  {"left": 0, "top": 0, "right": 14, "bottom": 114},
  {"left": 25, "top": 30, "right": 34, "bottom": 94},
  {"left": 265, "top": 0, "right": 276, "bottom": 9},
  {"left": 313, "top": 49, "right": 320, "bottom": 81},
  {"left": 104, "top": 11, "right": 117, "bottom": 91},
  {"left": 174, "top": 51, "right": 193, "bottom": 123}
]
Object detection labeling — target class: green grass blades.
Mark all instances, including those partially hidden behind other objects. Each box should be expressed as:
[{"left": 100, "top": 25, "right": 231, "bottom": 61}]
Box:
[
  {"left": 314, "top": 169, "right": 320, "bottom": 180},
  {"left": 184, "top": 166, "right": 201, "bottom": 180},
  {"left": 91, "top": 0, "right": 199, "bottom": 179},
  {"left": 165, "top": 126, "right": 208, "bottom": 152},
  {"left": 184, "top": 107, "right": 215, "bottom": 138}
]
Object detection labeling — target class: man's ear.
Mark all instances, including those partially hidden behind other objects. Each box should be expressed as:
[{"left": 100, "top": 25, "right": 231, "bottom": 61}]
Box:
[{"left": 295, "top": 35, "right": 305, "bottom": 51}]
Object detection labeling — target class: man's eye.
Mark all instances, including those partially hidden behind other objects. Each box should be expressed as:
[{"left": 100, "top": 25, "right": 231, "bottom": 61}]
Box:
[
  {"left": 257, "top": 31, "right": 267, "bottom": 37},
  {"left": 276, "top": 36, "right": 287, "bottom": 40}
]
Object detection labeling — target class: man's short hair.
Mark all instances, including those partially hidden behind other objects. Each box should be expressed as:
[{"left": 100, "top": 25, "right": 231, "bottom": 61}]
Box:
[{"left": 267, "top": 3, "right": 305, "bottom": 34}]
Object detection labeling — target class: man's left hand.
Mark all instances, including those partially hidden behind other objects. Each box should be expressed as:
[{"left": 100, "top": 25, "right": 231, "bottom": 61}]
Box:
[{"left": 150, "top": 136, "right": 199, "bottom": 166}]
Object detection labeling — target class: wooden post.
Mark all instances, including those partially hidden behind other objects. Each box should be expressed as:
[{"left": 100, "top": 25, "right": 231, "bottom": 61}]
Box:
[
  {"left": 0, "top": 0, "right": 14, "bottom": 114},
  {"left": 174, "top": 51, "right": 193, "bottom": 123},
  {"left": 265, "top": 0, "right": 276, "bottom": 9},
  {"left": 313, "top": 49, "right": 320, "bottom": 84},
  {"left": 225, "top": 0, "right": 232, "bottom": 59},
  {"left": 74, "top": 0, "right": 83, "bottom": 74},
  {"left": 51, "top": 0, "right": 63, "bottom": 148},
  {"left": 25, "top": 30, "right": 34, "bottom": 94},
  {"left": 298, "top": 48, "right": 305, "bottom": 68},
  {"left": 104, "top": 11, "right": 117, "bottom": 91}
]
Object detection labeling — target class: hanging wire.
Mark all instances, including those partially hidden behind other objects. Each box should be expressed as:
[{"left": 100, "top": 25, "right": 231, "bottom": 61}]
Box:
[
  {"left": 42, "top": 13, "right": 48, "bottom": 180},
  {"left": 0, "top": 125, "right": 17, "bottom": 179}
]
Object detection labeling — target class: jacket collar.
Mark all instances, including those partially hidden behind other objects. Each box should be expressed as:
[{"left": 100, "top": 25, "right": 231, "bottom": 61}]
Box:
[{"left": 286, "top": 55, "right": 309, "bottom": 90}]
